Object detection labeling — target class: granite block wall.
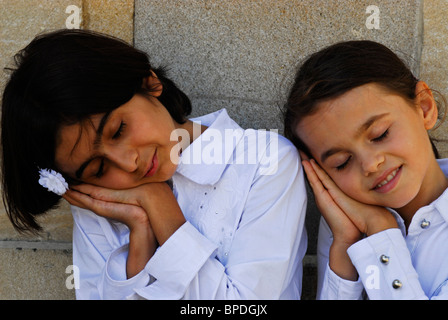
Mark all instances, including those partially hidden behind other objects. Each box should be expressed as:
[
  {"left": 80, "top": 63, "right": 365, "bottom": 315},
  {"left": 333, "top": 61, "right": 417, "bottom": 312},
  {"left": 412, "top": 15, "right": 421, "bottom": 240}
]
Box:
[
  {"left": 0, "top": 0, "right": 446, "bottom": 300},
  {"left": 0, "top": 0, "right": 134, "bottom": 299},
  {"left": 134, "top": 0, "right": 426, "bottom": 260}
]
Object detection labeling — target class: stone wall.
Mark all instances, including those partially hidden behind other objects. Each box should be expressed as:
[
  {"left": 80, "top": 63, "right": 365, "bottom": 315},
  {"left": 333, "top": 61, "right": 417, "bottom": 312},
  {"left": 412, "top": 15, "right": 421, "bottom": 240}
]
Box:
[
  {"left": 0, "top": 0, "right": 446, "bottom": 300},
  {"left": 0, "top": 0, "right": 134, "bottom": 300}
]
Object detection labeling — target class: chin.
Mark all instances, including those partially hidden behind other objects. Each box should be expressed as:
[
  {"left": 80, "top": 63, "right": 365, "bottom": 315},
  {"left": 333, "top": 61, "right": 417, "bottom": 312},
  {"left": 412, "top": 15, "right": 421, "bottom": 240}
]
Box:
[
  {"left": 375, "top": 190, "right": 419, "bottom": 210},
  {"left": 156, "top": 165, "right": 177, "bottom": 182}
]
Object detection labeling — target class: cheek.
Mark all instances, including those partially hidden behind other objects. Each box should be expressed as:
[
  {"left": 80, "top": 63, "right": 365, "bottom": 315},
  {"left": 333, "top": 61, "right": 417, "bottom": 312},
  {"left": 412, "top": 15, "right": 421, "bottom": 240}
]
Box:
[
  {"left": 331, "top": 172, "right": 372, "bottom": 203},
  {"left": 332, "top": 174, "right": 356, "bottom": 195},
  {"left": 87, "top": 169, "right": 137, "bottom": 189},
  {"left": 159, "top": 146, "right": 179, "bottom": 176}
]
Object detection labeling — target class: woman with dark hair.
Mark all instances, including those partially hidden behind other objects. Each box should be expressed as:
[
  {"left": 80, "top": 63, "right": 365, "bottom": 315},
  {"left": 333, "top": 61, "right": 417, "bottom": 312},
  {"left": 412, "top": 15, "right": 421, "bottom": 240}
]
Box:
[
  {"left": 284, "top": 40, "right": 448, "bottom": 299},
  {"left": 2, "top": 29, "right": 307, "bottom": 299}
]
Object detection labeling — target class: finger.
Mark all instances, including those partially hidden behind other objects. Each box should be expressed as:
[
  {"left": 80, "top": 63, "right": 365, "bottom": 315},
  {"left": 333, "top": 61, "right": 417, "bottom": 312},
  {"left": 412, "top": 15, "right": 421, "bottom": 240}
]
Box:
[
  {"left": 63, "top": 190, "right": 88, "bottom": 209},
  {"left": 67, "top": 188, "right": 144, "bottom": 222},
  {"left": 303, "top": 161, "right": 343, "bottom": 212},
  {"left": 302, "top": 160, "right": 325, "bottom": 195},
  {"left": 71, "top": 184, "right": 138, "bottom": 206},
  {"left": 309, "top": 160, "right": 351, "bottom": 202},
  {"left": 71, "top": 184, "right": 107, "bottom": 198},
  {"left": 303, "top": 162, "right": 360, "bottom": 236},
  {"left": 298, "top": 150, "right": 310, "bottom": 162},
  {"left": 309, "top": 161, "right": 371, "bottom": 231},
  {"left": 65, "top": 188, "right": 101, "bottom": 211},
  {"left": 309, "top": 160, "right": 337, "bottom": 190}
]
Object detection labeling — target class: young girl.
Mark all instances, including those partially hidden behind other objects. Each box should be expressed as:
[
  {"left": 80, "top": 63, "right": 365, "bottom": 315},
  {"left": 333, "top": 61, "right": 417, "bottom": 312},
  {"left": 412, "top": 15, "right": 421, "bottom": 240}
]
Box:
[
  {"left": 284, "top": 40, "right": 448, "bottom": 300},
  {"left": 1, "top": 29, "right": 307, "bottom": 299}
]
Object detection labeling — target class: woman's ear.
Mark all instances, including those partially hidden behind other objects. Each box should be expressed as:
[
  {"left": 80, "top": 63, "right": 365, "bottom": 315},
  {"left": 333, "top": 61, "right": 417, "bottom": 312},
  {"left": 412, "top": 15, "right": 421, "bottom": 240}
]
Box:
[
  {"left": 142, "top": 71, "right": 163, "bottom": 97},
  {"left": 415, "top": 81, "right": 438, "bottom": 130}
]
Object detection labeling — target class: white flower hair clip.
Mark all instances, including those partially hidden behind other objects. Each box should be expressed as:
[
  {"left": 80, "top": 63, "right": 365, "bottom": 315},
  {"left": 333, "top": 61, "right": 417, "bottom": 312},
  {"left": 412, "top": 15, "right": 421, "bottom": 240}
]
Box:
[{"left": 38, "top": 168, "right": 69, "bottom": 196}]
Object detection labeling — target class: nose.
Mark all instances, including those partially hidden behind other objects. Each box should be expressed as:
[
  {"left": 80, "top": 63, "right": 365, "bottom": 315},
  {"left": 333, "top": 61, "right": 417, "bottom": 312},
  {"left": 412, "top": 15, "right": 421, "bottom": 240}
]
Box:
[
  {"left": 361, "top": 150, "right": 385, "bottom": 176},
  {"left": 106, "top": 145, "right": 139, "bottom": 173}
]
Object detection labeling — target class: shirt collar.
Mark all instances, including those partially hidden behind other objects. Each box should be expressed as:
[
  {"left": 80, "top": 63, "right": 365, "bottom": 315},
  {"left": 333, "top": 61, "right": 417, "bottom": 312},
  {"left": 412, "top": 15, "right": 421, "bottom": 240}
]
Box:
[
  {"left": 175, "top": 109, "right": 245, "bottom": 185},
  {"left": 387, "top": 158, "right": 448, "bottom": 232}
]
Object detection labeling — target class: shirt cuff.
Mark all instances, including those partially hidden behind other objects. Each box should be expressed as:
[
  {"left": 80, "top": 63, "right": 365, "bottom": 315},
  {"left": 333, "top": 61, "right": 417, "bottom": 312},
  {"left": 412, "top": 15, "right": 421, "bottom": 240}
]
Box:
[
  {"left": 319, "top": 263, "right": 364, "bottom": 300},
  {"left": 133, "top": 221, "right": 218, "bottom": 299},
  {"left": 347, "top": 228, "right": 426, "bottom": 299},
  {"left": 101, "top": 244, "right": 153, "bottom": 300}
]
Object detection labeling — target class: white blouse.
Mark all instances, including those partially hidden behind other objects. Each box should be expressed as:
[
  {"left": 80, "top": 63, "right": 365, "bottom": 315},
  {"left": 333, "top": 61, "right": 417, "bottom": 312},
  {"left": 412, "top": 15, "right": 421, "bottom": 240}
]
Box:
[
  {"left": 71, "top": 109, "right": 308, "bottom": 300},
  {"left": 318, "top": 159, "right": 448, "bottom": 300}
]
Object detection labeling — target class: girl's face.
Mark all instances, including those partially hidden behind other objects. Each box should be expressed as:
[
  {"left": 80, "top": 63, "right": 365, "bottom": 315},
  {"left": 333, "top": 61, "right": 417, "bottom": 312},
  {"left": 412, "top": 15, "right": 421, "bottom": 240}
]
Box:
[
  {"left": 55, "top": 94, "right": 181, "bottom": 189},
  {"left": 296, "top": 83, "right": 440, "bottom": 211}
]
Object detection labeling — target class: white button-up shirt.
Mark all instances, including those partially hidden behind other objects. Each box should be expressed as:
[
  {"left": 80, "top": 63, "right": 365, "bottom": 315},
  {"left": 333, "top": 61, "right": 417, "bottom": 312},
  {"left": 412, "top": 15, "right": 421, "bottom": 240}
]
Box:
[
  {"left": 72, "top": 109, "right": 308, "bottom": 300},
  {"left": 318, "top": 159, "right": 448, "bottom": 300}
]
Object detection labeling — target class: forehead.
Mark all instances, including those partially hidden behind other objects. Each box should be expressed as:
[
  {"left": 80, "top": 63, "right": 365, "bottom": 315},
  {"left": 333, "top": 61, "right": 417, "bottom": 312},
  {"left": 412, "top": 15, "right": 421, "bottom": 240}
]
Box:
[{"left": 295, "top": 84, "right": 396, "bottom": 153}]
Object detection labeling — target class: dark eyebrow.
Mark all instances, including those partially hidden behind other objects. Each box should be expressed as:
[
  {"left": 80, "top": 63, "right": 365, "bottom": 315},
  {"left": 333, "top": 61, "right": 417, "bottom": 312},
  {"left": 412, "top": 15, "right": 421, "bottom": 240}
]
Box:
[
  {"left": 320, "top": 113, "right": 390, "bottom": 163},
  {"left": 75, "top": 110, "right": 113, "bottom": 179},
  {"left": 356, "top": 113, "right": 389, "bottom": 138},
  {"left": 320, "top": 147, "right": 345, "bottom": 164},
  {"left": 75, "top": 157, "right": 94, "bottom": 180},
  {"left": 94, "top": 110, "right": 113, "bottom": 147}
]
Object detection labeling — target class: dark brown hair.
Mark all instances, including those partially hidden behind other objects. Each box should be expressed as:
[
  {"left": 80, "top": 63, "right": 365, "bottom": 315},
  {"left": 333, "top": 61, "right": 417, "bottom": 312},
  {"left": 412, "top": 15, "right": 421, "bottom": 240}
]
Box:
[
  {"left": 1, "top": 29, "right": 192, "bottom": 233},
  {"left": 284, "top": 40, "right": 443, "bottom": 158}
]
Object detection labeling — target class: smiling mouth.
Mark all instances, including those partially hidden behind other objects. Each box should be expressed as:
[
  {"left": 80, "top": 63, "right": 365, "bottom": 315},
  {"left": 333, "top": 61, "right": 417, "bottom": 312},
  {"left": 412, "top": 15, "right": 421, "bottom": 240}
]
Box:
[
  {"left": 144, "top": 150, "right": 158, "bottom": 178},
  {"left": 372, "top": 165, "right": 403, "bottom": 191}
]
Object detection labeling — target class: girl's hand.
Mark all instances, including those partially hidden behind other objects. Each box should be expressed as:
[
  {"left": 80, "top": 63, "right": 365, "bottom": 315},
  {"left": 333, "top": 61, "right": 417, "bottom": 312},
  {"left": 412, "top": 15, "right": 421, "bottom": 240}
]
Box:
[
  {"left": 64, "top": 184, "right": 160, "bottom": 279},
  {"left": 306, "top": 159, "right": 398, "bottom": 237},
  {"left": 300, "top": 153, "right": 361, "bottom": 246},
  {"left": 63, "top": 184, "right": 149, "bottom": 230},
  {"left": 301, "top": 154, "right": 397, "bottom": 281},
  {"left": 64, "top": 182, "right": 186, "bottom": 246}
]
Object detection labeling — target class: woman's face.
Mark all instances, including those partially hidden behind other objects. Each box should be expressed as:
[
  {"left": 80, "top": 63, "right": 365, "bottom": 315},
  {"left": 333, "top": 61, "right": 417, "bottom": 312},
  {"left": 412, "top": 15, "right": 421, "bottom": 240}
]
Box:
[
  {"left": 296, "top": 83, "right": 439, "bottom": 210},
  {"left": 55, "top": 94, "right": 181, "bottom": 189}
]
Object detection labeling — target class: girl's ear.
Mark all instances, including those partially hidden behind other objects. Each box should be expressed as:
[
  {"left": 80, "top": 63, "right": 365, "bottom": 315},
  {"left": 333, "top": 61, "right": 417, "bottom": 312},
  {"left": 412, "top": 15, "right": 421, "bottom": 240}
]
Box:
[
  {"left": 142, "top": 71, "right": 163, "bottom": 97},
  {"left": 415, "top": 81, "right": 438, "bottom": 130}
]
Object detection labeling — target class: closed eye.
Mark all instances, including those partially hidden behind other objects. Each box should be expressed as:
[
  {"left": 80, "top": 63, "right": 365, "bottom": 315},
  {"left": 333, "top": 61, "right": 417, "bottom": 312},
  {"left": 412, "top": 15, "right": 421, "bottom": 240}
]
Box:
[
  {"left": 372, "top": 129, "right": 389, "bottom": 142},
  {"left": 112, "top": 121, "right": 126, "bottom": 139},
  {"left": 336, "top": 156, "right": 352, "bottom": 171},
  {"left": 95, "top": 159, "right": 105, "bottom": 178}
]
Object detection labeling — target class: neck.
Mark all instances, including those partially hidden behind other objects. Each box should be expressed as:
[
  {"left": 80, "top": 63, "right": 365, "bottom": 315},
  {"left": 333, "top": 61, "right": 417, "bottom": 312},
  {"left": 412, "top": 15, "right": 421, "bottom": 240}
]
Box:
[
  {"left": 397, "top": 158, "right": 448, "bottom": 228},
  {"left": 174, "top": 120, "right": 208, "bottom": 150}
]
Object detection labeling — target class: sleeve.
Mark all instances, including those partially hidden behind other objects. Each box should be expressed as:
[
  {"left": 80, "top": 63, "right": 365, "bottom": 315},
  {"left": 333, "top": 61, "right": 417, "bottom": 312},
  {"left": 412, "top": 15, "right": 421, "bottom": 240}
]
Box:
[
  {"left": 432, "top": 281, "right": 448, "bottom": 300},
  {"left": 316, "top": 217, "right": 364, "bottom": 300},
  {"left": 72, "top": 207, "right": 152, "bottom": 300},
  {"left": 318, "top": 226, "right": 448, "bottom": 300},
  {"left": 347, "top": 228, "right": 429, "bottom": 300},
  {"left": 111, "top": 136, "right": 308, "bottom": 299}
]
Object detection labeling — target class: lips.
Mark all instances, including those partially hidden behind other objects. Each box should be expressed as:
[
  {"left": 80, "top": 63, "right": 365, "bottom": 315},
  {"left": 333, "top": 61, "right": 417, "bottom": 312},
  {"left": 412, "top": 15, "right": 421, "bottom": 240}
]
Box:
[
  {"left": 144, "top": 150, "right": 158, "bottom": 178},
  {"left": 371, "top": 165, "right": 402, "bottom": 193}
]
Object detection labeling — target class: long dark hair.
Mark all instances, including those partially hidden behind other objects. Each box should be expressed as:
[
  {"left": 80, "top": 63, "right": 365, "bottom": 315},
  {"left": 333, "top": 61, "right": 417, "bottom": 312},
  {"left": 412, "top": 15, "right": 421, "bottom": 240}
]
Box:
[
  {"left": 1, "top": 29, "right": 192, "bottom": 233},
  {"left": 284, "top": 40, "right": 444, "bottom": 158}
]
